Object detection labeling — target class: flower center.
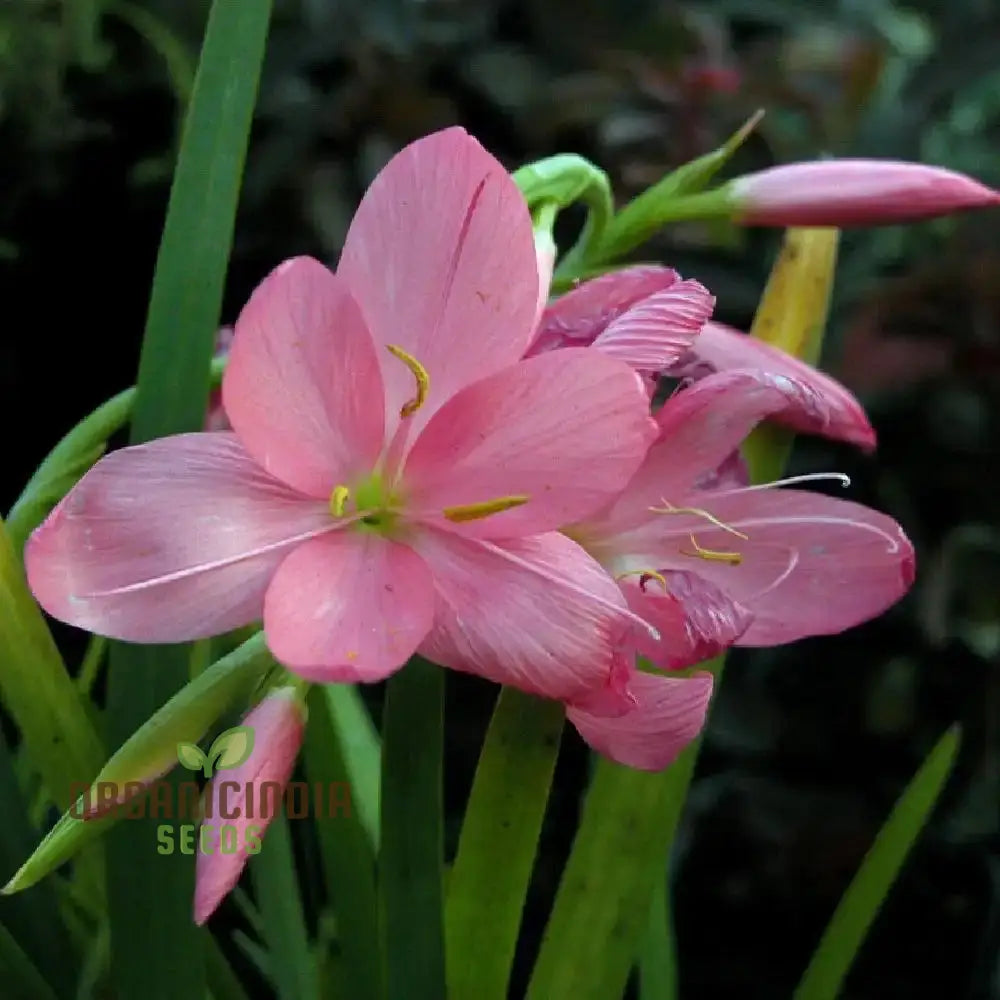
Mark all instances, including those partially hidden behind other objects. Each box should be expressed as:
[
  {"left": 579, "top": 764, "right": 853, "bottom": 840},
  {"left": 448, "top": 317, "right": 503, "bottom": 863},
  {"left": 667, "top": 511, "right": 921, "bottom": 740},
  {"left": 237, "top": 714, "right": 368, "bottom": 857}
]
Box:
[{"left": 329, "top": 474, "right": 402, "bottom": 536}]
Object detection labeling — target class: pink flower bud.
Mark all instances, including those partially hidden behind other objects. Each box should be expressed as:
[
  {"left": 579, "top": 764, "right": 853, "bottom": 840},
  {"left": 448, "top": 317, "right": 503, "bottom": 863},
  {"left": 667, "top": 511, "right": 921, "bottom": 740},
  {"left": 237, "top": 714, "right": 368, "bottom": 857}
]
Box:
[
  {"left": 193, "top": 687, "right": 306, "bottom": 925},
  {"left": 732, "top": 159, "right": 1000, "bottom": 227}
]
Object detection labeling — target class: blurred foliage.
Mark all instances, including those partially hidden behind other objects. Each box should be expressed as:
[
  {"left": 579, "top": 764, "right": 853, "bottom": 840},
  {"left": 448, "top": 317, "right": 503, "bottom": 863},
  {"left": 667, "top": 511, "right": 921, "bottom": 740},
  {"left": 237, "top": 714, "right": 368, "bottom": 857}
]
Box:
[{"left": 2, "top": 0, "right": 1000, "bottom": 997}]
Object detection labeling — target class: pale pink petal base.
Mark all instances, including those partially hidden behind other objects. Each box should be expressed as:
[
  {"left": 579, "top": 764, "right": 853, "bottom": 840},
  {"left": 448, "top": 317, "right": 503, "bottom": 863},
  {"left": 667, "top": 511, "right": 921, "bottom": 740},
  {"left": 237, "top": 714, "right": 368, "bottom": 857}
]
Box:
[
  {"left": 25, "top": 434, "right": 332, "bottom": 642},
  {"left": 415, "top": 529, "right": 629, "bottom": 704},
  {"left": 567, "top": 669, "right": 713, "bottom": 771},
  {"left": 263, "top": 530, "right": 436, "bottom": 682}
]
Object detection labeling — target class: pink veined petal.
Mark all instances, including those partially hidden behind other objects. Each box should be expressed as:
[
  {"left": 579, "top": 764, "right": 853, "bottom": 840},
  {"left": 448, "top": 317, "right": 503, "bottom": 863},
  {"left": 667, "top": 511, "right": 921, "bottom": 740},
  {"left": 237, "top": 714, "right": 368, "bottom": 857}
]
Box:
[
  {"left": 527, "top": 265, "right": 681, "bottom": 355},
  {"left": 614, "top": 487, "right": 915, "bottom": 645},
  {"left": 567, "top": 668, "right": 713, "bottom": 771},
  {"left": 619, "top": 571, "right": 753, "bottom": 669},
  {"left": 589, "top": 279, "right": 715, "bottom": 370},
  {"left": 222, "top": 257, "right": 386, "bottom": 498},
  {"left": 262, "top": 531, "right": 435, "bottom": 683},
  {"left": 195, "top": 688, "right": 306, "bottom": 925},
  {"left": 669, "top": 321, "right": 876, "bottom": 451},
  {"left": 25, "top": 433, "right": 332, "bottom": 643},
  {"left": 586, "top": 370, "right": 827, "bottom": 537},
  {"left": 403, "top": 349, "right": 657, "bottom": 536},
  {"left": 414, "top": 529, "right": 631, "bottom": 705},
  {"left": 336, "top": 128, "right": 539, "bottom": 437}
]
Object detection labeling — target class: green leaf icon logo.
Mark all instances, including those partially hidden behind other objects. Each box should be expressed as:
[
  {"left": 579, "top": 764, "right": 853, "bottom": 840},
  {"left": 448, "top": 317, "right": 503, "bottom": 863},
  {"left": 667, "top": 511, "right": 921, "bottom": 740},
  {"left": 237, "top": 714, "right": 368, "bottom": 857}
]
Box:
[
  {"left": 177, "top": 742, "right": 208, "bottom": 773},
  {"left": 207, "top": 725, "right": 255, "bottom": 777}
]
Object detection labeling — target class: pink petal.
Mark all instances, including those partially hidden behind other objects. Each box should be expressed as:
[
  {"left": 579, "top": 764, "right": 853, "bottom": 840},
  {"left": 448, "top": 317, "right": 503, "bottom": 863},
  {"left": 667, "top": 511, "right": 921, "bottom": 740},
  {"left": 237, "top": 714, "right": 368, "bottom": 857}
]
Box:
[
  {"left": 670, "top": 321, "right": 876, "bottom": 450},
  {"left": 414, "top": 529, "right": 630, "bottom": 704},
  {"left": 195, "top": 687, "right": 306, "bottom": 924},
  {"left": 403, "top": 349, "right": 657, "bottom": 536},
  {"left": 222, "top": 257, "right": 386, "bottom": 498},
  {"left": 336, "top": 128, "right": 539, "bottom": 436},
  {"left": 25, "top": 434, "right": 332, "bottom": 642},
  {"left": 733, "top": 159, "right": 1000, "bottom": 227},
  {"left": 262, "top": 530, "right": 435, "bottom": 682},
  {"left": 617, "top": 488, "right": 915, "bottom": 645},
  {"left": 619, "top": 571, "right": 753, "bottom": 669},
  {"left": 567, "top": 668, "right": 713, "bottom": 771},
  {"left": 589, "top": 279, "right": 715, "bottom": 369},
  {"left": 588, "top": 370, "right": 827, "bottom": 536},
  {"left": 528, "top": 265, "right": 680, "bottom": 355}
]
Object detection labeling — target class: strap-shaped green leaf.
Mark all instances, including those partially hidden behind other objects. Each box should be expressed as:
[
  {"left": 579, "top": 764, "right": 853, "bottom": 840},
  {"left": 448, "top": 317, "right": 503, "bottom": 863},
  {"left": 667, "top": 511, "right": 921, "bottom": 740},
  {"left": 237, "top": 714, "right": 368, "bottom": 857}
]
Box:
[
  {"left": 793, "top": 726, "right": 961, "bottom": 1000},
  {"left": 101, "top": 2, "right": 272, "bottom": 997}
]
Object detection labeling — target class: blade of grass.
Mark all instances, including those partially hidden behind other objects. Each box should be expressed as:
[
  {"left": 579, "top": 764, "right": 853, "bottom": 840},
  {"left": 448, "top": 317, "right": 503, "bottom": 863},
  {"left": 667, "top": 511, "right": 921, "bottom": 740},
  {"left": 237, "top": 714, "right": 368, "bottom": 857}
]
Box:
[
  {"left": 103, "top": 2, "right": 272, "bottom": 997},
  {"left": 250, "top": 813, "right": 319, "bottom": 1000},
  {"left": 303, "top": 686, "right": 380, "bottom": 1000},
  {"left": 323, "top": 684, "right": 381, "bottom": 847},
  {"left": 379, "top": 658, "right": 445, "bottom": 1000},
  {"left": 0, "top": 920, "right": 60, "bottom": 1000},
  {"left": 0, "top": 731, "right": 75, "bottom": 997},
  {"left": 445, "top": 687, "right": 564, "bottom": 1000},
  {"left": 0, "top": 518, "right": 105, "bottom": 810},
  {"left": 792, "top": 725, "right": 961, "bottom": 1000}
]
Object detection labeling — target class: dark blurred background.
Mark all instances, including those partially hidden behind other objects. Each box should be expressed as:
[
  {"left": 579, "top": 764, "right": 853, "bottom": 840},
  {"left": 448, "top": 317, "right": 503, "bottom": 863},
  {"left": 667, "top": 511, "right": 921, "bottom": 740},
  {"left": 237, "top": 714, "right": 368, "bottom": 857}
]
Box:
[{"left": 3, "top": 1, "right": 1000, "bottom": 997}]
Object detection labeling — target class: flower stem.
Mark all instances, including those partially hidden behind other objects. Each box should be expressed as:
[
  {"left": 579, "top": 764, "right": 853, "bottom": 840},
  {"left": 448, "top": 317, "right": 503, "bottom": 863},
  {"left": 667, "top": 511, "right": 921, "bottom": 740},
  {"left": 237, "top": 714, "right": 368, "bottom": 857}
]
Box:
[
  {"left": 445, "top": 687, "right": 564, "bottom": 1000},
  {"left": 379, "top": 657, "right": 445, "bottom": 1000}
]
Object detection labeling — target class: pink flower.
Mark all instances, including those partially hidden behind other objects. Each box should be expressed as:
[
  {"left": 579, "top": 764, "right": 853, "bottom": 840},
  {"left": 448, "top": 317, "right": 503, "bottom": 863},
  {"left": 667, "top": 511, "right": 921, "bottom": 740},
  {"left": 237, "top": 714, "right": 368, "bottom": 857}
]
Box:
[
  {"left": 566, "top": 658, "right": 714, "bottom": 772},
  {"left": 671, "top": 320, "right": 876, "bottom": 451},
  {"left": 26, "top": 128, "right": 658, "bottom": 703},
  {"left": 730, "top": 160, "right": 1000, "bottom": 227},
  {"left": 567, "top": 369, "right": 915, "bottom": 662},
  {"left": 528, "top": 264, "right": 715, "bottom": 371},
  {"left": 530, "top": 265, "right": 875, "bottom": 451},
  {"left": 194, "top": 687, "right": 305, "bottom": 925}
]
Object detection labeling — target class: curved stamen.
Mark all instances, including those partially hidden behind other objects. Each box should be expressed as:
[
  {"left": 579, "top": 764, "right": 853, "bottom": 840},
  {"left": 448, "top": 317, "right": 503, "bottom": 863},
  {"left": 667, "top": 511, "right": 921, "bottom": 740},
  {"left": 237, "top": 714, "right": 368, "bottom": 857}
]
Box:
[
  {"left": 713, "top": 472, "right": 852, "bottom": 497},
  {"left": 615, "top": 568, "right": 668, "bottom": 592},
  {"left": 649, "top": 499, "right": 749, "bottom": 540},
  {"left": 443, "top": 495, "right": 529, "bottom": 523},
  {"left": 330, "top": 484, "right": 350, "bottom": 517},
  {"left": 386, "top": 344, "right": 430, "bottom": 417},
  {"left": 680, "top": 535, "right": 743, "bottom": 565}
]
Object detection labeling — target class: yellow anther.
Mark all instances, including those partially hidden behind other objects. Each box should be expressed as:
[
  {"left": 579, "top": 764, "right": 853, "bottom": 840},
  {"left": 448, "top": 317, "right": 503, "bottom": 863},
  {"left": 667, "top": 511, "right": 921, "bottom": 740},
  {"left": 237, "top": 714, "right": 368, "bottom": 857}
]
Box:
[
  {"left": 681, "top": 534, "right": 743, "bottom": 565},
  {"left": 330, "top": 485, "right": 350, "bottom": 517},
  {"left": 386, "top": 344, "right": 430, "bottom": 417},
  {"left": 650, "top": 499, "right": 749, "bottom": 540},
  {"left": 616, "top": 568, "right": 668, "bottom": 591},
  {"left": 442, "top": 495, "right": 529, "bottom": 523}
]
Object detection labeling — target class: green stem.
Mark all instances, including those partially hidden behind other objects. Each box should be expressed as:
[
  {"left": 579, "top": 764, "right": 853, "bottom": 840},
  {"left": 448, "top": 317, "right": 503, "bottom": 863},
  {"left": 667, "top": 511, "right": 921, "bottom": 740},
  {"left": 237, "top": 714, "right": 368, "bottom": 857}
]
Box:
[
  {"left": 445, "top": 687, "right": 564, "bottom": 1000},
  {"left": 526, "top": 657, "right": 723, "bottom": 1000},
  {"left": 638, "top": 870, "right": 674, "bottom": 1000},
  {"left": 378, "top": 658, "right": 445, "bottom": 1000}
]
